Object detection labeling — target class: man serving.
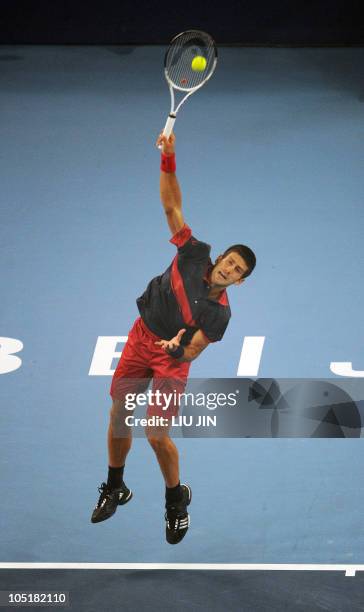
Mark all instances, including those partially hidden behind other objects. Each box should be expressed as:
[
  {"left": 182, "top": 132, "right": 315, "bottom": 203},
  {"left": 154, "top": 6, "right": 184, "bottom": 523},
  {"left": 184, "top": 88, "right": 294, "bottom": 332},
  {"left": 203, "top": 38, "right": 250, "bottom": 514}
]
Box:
[{"left": 91, "top": 132, "right": 256, "bottom": 544}]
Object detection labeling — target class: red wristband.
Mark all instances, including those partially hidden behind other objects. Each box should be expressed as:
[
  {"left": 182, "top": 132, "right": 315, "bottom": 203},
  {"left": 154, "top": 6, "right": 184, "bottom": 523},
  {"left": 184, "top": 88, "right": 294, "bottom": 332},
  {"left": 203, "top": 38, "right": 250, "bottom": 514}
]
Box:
[{"left": 161, "top": 152, "right": 176, "bottom": 173}]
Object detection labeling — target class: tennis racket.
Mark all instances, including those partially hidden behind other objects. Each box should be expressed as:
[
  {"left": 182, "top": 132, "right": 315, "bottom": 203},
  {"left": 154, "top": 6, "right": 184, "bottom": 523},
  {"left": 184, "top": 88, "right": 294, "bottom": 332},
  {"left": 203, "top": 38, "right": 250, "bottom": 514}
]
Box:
[{"left": 157, "top": 30, "right": 218, "bottom": 149}]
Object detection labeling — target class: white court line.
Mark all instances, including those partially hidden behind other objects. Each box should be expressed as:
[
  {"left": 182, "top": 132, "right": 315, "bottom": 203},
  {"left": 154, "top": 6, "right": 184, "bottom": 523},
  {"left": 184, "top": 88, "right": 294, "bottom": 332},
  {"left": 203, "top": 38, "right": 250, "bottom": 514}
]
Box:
[{"left": 0, "top": 563, "right": 362, "bottom": 576}]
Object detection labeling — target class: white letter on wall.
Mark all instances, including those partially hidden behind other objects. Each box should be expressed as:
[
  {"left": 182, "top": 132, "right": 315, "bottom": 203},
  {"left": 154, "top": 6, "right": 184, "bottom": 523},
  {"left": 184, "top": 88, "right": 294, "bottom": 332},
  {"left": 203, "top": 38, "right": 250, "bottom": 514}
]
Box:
[
  {"left": 330, "top": 362, "right": 364, "bottom": 377},
  {"left": 89, "top": 336, "right": 128, "bottom": 376},
  {"left": 237, "top": 336, "right": 265, "bottom": 376},
  {"left": 0, "top": 337, "right": 23, "bottom": 374}
]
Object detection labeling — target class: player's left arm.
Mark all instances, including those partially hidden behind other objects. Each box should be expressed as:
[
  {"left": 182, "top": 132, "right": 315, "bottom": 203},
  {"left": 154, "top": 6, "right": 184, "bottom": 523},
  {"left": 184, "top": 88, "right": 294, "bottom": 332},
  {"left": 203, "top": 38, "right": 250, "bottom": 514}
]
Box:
[
  {"left": 156, "top": 131, "right": 185, "bottom": 236},
  {"left": 155, "top": 329, "right": 210, "bottom": 363}
]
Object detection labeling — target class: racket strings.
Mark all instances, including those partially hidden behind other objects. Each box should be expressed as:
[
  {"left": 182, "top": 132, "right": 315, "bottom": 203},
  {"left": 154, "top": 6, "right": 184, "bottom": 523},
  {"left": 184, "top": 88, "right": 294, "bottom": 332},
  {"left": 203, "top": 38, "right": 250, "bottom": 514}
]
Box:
[
  {"left": 169, "top": 40, "right": 213, "bottom": 89},
  {"left": 166, "top": 31, "right": 216, "bottom": 91}
]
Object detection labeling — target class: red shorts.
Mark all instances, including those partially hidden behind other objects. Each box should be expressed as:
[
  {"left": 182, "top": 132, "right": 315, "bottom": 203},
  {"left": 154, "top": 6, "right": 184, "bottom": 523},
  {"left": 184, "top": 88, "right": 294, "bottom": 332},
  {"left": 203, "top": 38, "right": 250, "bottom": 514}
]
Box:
[{"left": 110, "top": 317, "right": 190, "bottom": 417}]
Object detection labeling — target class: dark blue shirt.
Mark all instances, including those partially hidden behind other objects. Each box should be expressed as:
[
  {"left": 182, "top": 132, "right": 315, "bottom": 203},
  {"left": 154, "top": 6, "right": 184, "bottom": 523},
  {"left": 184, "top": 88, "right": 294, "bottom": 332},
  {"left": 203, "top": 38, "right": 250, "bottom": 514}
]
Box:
[{"left": 136, "top": 224, "right": 231, "bottom": 345}]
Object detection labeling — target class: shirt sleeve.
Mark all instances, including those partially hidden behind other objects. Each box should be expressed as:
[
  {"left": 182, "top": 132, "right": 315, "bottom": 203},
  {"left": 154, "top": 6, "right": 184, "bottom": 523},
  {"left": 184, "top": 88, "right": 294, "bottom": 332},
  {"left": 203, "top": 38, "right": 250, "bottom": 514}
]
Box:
[{"left": 169, "top": 224, "right": 211, "bottom": 262}]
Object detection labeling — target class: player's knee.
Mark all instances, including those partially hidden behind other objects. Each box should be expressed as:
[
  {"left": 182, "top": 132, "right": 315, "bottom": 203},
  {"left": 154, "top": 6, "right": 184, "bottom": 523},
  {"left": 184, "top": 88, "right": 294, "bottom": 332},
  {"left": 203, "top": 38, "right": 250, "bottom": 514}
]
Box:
[
  {"left": 110, "top": 398, "right": 125, "bottom": 418},
  {"left": 109, "top": 399, "right": 130, "bottom": 434},
  {"left": 147, "top": 433, "right": 169, "bottom": 452}
]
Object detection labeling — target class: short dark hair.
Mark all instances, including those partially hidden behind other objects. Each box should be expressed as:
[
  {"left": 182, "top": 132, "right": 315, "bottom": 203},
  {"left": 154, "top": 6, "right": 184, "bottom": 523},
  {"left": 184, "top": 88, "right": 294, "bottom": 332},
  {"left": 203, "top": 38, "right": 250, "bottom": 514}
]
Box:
[{"left": 222, "top": 244, "right": 256, "bottom": 278}]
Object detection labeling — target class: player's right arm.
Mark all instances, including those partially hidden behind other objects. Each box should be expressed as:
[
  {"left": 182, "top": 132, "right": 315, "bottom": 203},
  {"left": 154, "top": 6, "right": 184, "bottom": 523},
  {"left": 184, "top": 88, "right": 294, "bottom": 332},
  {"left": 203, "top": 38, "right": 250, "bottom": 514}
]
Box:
[{"left": 156, "top": 132, "right": 185, "bottom": 235}]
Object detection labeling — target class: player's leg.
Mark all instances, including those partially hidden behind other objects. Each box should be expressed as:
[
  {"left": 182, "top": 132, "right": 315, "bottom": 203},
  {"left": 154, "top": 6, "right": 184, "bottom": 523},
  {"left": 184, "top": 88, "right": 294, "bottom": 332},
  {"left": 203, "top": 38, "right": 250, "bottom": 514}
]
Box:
[
  {"left": 146, "top": 421, "right": 179, "bottom": 487},
  {"left": 108, "top": 397, "right": 133, "bottom": 468},
  {"left": 145, "top": 364, "right": 191, "bottom": 544},
  {"left": 146, "top": 420, "right": 192, "bottom": 545},
  {"left": 91, "top": 397, "right": 135, "bottom": 524},
  {"left": 91, "top": 317, "right": 152, "bottom": 524}
]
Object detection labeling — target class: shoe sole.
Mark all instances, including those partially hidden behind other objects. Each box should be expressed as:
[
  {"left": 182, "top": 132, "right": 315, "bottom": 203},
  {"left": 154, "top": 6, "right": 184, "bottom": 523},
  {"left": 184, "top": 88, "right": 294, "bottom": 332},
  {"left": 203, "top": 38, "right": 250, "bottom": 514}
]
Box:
[{"left": 91, "top": 490, "right": 133, "bottom": 524}]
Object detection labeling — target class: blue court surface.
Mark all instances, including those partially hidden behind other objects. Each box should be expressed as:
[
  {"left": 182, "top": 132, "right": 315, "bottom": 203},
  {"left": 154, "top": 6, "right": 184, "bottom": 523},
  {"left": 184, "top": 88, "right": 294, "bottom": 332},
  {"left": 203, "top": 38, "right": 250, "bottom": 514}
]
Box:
[{"left": 1, "top": 45, "right": 364, "bottom": 576}]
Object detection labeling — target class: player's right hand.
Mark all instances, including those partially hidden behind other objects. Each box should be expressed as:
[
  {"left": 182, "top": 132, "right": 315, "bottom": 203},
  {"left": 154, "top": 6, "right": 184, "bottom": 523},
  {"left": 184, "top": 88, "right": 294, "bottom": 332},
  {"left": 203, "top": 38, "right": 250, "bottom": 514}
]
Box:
[{"left": 156, "top": 132, "right": 175, "bottom": 155}]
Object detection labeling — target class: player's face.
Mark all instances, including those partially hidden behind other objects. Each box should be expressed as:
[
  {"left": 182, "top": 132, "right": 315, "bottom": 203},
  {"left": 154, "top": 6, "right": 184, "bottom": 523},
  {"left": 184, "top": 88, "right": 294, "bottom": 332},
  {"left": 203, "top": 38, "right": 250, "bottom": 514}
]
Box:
[{"left": 210, "top": 252, "right": 249, "bottom": 287}]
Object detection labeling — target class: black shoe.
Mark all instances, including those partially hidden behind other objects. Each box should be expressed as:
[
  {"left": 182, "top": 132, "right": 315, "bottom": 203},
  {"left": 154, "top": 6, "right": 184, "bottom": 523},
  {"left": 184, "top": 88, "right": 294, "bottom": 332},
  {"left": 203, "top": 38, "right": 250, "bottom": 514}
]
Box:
[
  {"left": 165, "top": 484, "right": 192, "bottom": 545},
  {"left": 91, "top": 481, "right": 132, "bottom": 524}
]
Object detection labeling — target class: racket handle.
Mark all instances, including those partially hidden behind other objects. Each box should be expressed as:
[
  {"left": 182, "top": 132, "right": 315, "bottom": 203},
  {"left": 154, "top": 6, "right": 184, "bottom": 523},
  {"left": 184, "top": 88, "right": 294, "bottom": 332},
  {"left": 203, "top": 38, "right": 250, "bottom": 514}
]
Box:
[{"left": 157, "top": 113, "right": 176, "bottom": 149}]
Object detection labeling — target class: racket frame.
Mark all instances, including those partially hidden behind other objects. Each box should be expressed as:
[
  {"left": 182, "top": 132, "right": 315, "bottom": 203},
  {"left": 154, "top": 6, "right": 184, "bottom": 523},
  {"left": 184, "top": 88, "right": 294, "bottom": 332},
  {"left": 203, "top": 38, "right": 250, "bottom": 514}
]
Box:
[{"left": 158, "top": 30, "right": 217, "bottom": 148}]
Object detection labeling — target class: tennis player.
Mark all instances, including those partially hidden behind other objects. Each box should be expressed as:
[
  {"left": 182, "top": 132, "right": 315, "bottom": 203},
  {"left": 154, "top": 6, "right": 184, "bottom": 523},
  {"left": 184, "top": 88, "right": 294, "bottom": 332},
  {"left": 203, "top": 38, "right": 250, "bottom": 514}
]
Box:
[{"left": 91, "top": 132, "right": 256, "bottom": 544}]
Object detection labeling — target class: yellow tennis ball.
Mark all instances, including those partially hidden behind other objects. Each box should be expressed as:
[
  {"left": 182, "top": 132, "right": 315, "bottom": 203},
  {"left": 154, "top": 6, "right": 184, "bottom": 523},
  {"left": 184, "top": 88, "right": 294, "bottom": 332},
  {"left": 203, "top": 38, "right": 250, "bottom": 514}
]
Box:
[{"left": 191, "top": 55, "right": 207, "bottom": 72}]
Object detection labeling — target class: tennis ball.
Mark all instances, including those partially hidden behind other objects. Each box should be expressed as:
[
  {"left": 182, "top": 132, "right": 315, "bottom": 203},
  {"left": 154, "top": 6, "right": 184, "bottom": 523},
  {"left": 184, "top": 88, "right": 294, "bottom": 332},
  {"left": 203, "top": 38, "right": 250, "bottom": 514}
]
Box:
[{"left": 191, "top": 55, "right": 207, "bottom": 72}]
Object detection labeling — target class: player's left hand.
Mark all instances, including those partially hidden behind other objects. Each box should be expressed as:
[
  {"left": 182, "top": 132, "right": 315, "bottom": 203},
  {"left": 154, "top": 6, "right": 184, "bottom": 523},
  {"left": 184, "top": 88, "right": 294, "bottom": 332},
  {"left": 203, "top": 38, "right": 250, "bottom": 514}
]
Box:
[
  {"left": 155, "top": 328, "right": 186, "bottom": 354},
  {"left": 156, "top": 132, "right": 175, "bottom": 155}
]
